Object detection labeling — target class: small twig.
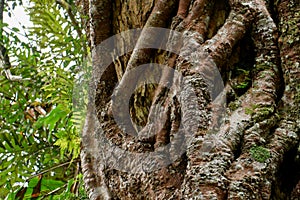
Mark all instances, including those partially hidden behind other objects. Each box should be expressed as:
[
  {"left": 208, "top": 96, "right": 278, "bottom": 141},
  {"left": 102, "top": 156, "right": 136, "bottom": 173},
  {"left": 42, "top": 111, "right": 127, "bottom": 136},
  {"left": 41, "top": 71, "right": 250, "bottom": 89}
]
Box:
[
  {"left": 2, "top": 68, "right": 30, "bottom": 81},
  {"left": 42, "top": 183, "right": 68, "bottom": 198},
  {"left": 26, "top": 159, "right": 79, "bottom": 181}
]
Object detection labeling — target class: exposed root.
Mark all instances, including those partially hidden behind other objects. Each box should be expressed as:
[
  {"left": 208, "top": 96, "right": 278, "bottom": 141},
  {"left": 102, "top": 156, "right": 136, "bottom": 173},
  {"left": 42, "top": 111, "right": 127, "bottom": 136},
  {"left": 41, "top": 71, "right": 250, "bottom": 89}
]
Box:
[
  {"left": 202, "top": 1, "right": 255, "bottom": 67},
  {"left": 179, "top": 0, "right": 259, "bottom": 198},
  {"left": 226, "top": 0, "right": 300, "bottom": 198},
  {"left": 80, "top": 0, "right": 114, "bottom": 199},
  {"left": 110, "top": 0, "right": 179, "bottom": 140},
  {"left": 122, "top": 0, "right": 178, "bottom": 71},
  {"left": 177, "top": 0, "right": 192, "bottom": 19}
]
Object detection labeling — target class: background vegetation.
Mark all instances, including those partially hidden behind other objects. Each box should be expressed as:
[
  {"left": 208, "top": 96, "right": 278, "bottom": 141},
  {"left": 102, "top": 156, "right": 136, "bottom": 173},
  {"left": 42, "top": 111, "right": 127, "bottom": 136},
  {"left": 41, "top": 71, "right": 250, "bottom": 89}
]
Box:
[{"left": 0, "top": 0, "right": 89, "bottom": 199}]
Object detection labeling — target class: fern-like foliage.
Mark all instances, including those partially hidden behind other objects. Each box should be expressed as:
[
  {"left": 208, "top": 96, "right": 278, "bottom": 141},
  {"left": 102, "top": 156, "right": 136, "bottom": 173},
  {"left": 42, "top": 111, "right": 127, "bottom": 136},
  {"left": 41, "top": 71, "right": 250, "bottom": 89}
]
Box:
[{"left": 0, "top": 0, "right": 89, "bottom": 198}]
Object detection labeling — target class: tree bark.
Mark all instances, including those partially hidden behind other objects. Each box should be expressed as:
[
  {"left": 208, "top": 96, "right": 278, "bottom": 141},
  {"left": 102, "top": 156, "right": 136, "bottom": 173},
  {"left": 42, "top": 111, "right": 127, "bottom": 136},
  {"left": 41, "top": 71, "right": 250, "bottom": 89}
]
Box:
[{"left": 79, "top": 0, "right": 300, "bottom": 199}]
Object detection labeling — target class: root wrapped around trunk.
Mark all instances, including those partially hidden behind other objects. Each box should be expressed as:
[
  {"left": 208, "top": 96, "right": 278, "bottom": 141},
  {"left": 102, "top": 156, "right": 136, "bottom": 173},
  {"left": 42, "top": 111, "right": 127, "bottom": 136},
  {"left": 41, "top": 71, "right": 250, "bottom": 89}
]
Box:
[{"left": 80, "top": 0, "right": 300, "bottom": 199}]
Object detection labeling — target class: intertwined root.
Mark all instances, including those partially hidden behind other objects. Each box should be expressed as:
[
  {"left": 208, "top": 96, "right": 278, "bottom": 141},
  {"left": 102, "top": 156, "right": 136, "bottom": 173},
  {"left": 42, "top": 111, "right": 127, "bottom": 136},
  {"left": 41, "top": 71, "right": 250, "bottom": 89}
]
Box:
[{"left": 81, "top": 0, "right": 300, "bottom": 199}]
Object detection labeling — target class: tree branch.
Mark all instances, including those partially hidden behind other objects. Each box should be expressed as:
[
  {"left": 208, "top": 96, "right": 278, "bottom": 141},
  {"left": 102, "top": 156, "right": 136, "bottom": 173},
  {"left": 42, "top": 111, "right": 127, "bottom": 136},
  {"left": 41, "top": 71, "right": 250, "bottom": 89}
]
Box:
[
  {"left": 26, "top": 159, "right": 79, "bottom": 181},
  {"left": 56, "top": 0, "right": 81, "bottom": 38}
]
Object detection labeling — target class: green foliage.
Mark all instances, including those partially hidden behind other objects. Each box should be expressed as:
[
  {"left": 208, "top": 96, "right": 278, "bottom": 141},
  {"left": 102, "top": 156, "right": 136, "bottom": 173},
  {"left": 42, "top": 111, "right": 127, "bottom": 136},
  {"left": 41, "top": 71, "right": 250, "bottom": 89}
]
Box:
[
  {"left": 244, "top": 104, "right": 259, "bottom": 115},
  {"left": 0, "top": 0, "right": 89, "bottom": 198},
  {"left": 5, "top": 173, "right": 87, "bottom": 200},
  {"left": 51, "top": 174, "right": 88, "bottom": 200},
  {"left": 230, "top": 66, "right": 252, "bottom": 96},
  {"left": 245, "top": 107, "right": 254, "bottom": 115},
  {"left": 228, "top": 101, "right": 240, "bottom": 111},
  {"left": 234, "top": 69, "right": 251, "bottom": 89},
  {"left": 250, "top": 145, "right": 270, "bottom": 163}
]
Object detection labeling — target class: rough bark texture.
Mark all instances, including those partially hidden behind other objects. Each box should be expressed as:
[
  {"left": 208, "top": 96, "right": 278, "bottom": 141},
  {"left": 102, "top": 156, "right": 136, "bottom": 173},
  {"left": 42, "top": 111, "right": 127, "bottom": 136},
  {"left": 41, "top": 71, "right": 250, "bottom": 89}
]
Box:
[{"left": 79, "top": 0, "right": 300, "bottom": 199}]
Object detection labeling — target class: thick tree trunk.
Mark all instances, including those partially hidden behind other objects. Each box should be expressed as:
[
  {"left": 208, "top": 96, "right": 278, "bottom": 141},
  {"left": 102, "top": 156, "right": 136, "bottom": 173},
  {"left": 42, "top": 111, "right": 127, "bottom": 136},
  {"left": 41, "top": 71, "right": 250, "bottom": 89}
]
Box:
[{"left": 79, "top": 0, "right": 299, "bottom": 199}]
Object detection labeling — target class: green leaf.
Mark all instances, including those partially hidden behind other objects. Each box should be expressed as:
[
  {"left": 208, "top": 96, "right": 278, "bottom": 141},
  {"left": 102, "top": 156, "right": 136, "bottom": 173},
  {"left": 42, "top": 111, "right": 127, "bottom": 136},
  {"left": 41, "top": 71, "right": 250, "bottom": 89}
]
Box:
[{"left": 12, "top": 27, "right": 20, "bottom": 32}]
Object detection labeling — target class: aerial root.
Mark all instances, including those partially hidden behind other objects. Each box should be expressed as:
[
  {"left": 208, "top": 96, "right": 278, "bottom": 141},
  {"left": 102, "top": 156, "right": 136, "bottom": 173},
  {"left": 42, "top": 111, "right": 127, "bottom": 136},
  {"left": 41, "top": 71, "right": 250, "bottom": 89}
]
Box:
[{"left": 226, "top": 1, "right": 284, "bottom": 199}]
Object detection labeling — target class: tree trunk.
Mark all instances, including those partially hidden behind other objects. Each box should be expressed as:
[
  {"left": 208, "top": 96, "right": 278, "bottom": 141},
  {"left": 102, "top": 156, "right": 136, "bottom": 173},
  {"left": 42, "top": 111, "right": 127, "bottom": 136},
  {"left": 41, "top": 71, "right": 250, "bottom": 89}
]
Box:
[{"left": 79, "top": 0, "right": 300, "bottom": 199}]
